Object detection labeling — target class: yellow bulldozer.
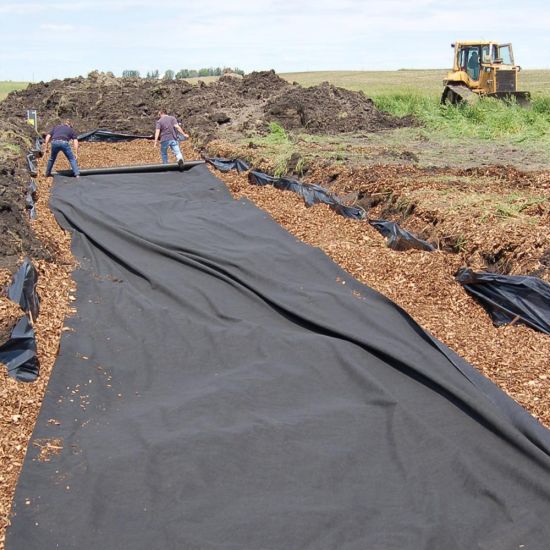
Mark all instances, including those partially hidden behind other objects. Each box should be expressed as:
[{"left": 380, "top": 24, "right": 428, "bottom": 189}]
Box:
[{"left": 441, "top": 41, "right": 530, "bottom": 106}]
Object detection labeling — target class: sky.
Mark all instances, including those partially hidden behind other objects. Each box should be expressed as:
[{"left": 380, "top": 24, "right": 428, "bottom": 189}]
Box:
[{"left": 0, "top": 0, "right": 549, "bottom": 81}]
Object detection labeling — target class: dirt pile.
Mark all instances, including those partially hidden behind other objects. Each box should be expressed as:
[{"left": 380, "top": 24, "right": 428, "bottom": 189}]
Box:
[
  {"left": 0, "top": 71, "right": 411, "bottom": 145},
  {"left": 265, "top": 82, "right": 413, "bottom": 133},
  {"left": 0, "top": 117, "right": 49, "bottom": 272}
]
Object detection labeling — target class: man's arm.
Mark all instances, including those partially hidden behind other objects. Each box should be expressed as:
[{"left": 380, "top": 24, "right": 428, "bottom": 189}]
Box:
[
  {"left": 72, "top": 139, "right": 79, "bottom": 159},
  {"left": 174, "top": 124, "right": 189, "bottom": 138},
  {"left": 154, "top": 128, "right": 160, "bottom": 147},
  {"left": 43, "top": 134, "right": 51, "bottom": 155}
]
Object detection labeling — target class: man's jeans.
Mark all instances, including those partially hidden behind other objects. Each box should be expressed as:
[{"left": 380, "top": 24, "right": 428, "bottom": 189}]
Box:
[
  {"left": 45, "top": 140, "right": 80, "bottom": 176},
  {"left": 160, "top": 140, "right": 184, "bottom": 164}
]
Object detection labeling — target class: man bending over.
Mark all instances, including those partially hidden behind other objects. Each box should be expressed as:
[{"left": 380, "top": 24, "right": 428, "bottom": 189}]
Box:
[{"left": 43, "top": 120, "right": 80, "bottom": 178}]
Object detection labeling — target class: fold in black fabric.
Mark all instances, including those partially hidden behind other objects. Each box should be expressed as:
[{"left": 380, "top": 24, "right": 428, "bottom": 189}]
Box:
[
  {"left": 7, "top": 165, "right": 550, "bottom": 549},
  {"left": 204, "top": 156, "right": 250, "bottom": 173},
  {"left": 456, "top": 268, "right": 550, "bottom": 334}
]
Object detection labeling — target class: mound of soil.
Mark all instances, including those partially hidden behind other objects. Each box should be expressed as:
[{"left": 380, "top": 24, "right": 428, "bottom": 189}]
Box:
[
  {"left": 0, "top": 71, "right": 411, "bottom": 145},
  {"left": 0, "top": 119, "right": 49, "bottom": 271},
  {"left": 265, "top": 82, "right": 413, "bottom": 133},
  {"left": 0, "top": 166, "right": 45, "bottom": 269}
]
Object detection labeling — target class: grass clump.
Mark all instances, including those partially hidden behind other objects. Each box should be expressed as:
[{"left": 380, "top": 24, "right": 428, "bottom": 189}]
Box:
[{"left": 265, "top": 122, "right": 290, "bottom": 144}]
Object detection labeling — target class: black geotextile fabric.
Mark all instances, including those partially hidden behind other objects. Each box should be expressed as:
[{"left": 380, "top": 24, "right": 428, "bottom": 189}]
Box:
[
  {"left": 77, "top": 129, "right": 153, "bottom": 142},
  {"left": 456, "top": 268, "right": 550, "bottom": 334},
  {"left": 7, "top": 165, "right": 550, "bottom": 549}
]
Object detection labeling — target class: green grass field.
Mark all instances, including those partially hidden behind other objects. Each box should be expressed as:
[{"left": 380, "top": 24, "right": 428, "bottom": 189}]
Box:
[
  {"left": 279, "top": 69, "right": 550, "bottom": 98},
  {"left": 0, "top": 81, "right": 28, "bottom": 100}
]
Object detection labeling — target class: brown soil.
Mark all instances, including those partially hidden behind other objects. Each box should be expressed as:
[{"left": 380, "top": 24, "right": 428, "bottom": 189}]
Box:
[
  {"left": 0, "top": 71, "right": 410, "bottom": 145},
  {"left": 0, "top": 167, "right": 49, "bottom": 272},
  {"left": 0, "top": 116, "right": 50, "bottom": 272},
  {"left": 265, "top": 81, "right": 413, "bottom": 133}
]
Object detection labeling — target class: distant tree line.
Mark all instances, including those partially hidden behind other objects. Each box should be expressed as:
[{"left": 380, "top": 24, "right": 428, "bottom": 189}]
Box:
[{"left": 122, "top": 67, "right": 245, "bottom": 80}]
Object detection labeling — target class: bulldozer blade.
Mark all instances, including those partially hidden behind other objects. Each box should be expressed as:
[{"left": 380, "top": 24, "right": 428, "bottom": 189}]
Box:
[{"left": 487, "top": 91, "right": 531, "bottom": 107}]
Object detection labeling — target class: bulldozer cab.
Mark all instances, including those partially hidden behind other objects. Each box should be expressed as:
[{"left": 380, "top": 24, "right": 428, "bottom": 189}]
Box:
[
  {"left": 442, "top": 41, "right": 529, "bottom": 106},
  {"left": 455, "top": 43, "right": 515, "bottom": 81}
]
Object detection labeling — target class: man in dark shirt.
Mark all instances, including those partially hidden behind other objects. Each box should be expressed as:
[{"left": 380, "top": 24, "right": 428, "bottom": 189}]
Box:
[
  {"left": 43, "top": 120, "right": 80, "bottom": 177},
  {"left": 154, "top": 110, "right": 189, "bottom": 169}
]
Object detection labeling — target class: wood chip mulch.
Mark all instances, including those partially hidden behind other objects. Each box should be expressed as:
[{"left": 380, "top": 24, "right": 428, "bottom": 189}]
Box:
[
  {"left": 0, "top": 159, "right": 75, "bottom": 548},
  {"left": 1, "top": 138, "right": 548, "bottom": 548}
]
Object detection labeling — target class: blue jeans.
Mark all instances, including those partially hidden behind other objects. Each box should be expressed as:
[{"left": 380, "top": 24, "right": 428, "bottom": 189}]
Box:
[
  {"left": 160, "top": 140, "right": 183, "bottom": 164},
  {"left": 45, "top": 140, "right": 80, "bottom": 176}
]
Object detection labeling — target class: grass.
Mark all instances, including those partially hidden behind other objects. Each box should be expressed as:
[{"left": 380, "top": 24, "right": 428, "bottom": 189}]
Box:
[
  {"left": 281, "top": 69, "right": 550, "bottom": 143},
  {"left": 373, "top": 94, "right": 550, "bottom": 141},
  {"left": 494, "top": 193, "right": 547, "bottom": 219},
  {"left": 0, "top": 81, "right": 29, "bottom": 101}
]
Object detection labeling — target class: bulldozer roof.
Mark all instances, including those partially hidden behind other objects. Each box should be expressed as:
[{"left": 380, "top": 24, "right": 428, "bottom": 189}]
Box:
[{"left": 452, "top": 41, "right": 502, "bottom": 46}]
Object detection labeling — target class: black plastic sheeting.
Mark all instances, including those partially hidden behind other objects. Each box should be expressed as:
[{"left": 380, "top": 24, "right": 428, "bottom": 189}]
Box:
[
  {"left": 0, "top": 316, "right": 39, "bottom": 382},
  {"left": 249, "top": 169, "right": 366, "bottom": 220},
  {"left": 456, "top": 268, "right": 550, "bottom": 334},
  {"left": 204, "top": 156, "right": 250, "bottom": 173},
  {"left": 26, "top": 152, "right": 38, "bottom": 177},
  {"left": 7, "top": 258, "right": 40, "bottom": 320},
  {"left": 0, "top": 258, "right": 40, "bottom": 381},
  {"left": 77, "top": 129, "right": 154, "bottom": 142},
  {"left": 31, "top": 136, "right": 44, "bottom": 157},
  {"left": 7, "top": 165, "right": 550, "bottom": 549},
  {"left": 26, "top": 179, "right": 37, "bottom": 219},
  {"left": 369, "top": 219, "right": 435, "bottom": 252}
]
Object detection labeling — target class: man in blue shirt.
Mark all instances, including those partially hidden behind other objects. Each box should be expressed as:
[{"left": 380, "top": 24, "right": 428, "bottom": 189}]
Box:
[
  {"left": 154, "top": 110, "right": 189, "bottom": 169},
  {"left": 43, "top": 120, "right": 80, "bottom": 177}
]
